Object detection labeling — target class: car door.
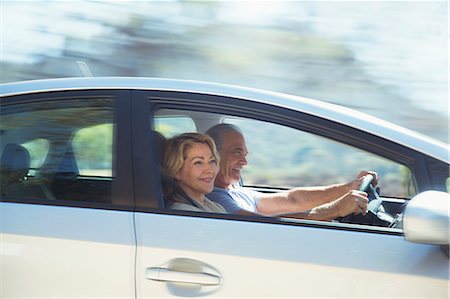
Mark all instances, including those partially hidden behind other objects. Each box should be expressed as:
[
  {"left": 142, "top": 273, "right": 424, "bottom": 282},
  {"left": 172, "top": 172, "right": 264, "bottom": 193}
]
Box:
[
  {"left": 1, "top": 89, "right": 136, "bottom": 298},
  {"left": 133, "top": 91, "right": 449, "bottom": 298}
]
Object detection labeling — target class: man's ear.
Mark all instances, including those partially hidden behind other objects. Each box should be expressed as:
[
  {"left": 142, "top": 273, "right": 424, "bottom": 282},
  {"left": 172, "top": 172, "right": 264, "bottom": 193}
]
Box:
[{"left": 174, "top": 173, "right": 181, "bottom": 181}]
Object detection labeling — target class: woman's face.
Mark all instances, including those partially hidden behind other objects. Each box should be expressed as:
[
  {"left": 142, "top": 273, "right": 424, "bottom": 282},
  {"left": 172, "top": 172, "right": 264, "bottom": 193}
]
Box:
[{"left": 175, "top": 143, "right": 219, "bottom": 201}]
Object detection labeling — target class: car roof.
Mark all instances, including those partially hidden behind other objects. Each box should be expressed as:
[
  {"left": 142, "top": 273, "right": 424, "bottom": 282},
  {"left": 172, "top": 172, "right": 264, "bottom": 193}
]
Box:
[{"left": 2, "top": 77, "right": 449, "bottom": 163}]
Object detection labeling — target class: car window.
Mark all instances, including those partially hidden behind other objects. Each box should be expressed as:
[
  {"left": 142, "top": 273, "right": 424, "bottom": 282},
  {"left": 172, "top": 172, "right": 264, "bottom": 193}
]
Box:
[
  {"left": 152, "top": 107, "right": 419, "bottom": 233},
  {"left": 0, "top": 98, "right": 115, "bottom": 204},
  {"left": 225, "top": 118, "right": 416, "bottom": 198},
  {"left": 154, "top": 108, "right": 416, "bottom": 200}
]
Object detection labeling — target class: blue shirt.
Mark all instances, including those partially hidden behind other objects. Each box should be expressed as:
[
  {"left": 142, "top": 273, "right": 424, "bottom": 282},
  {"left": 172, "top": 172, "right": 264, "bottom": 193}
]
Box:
[{"left": 207, "top": 185, "right": 261, "bottom": 213}]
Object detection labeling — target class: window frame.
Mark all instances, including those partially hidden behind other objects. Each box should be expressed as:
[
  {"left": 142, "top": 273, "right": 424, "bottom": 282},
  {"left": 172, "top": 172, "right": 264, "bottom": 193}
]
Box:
[{"left": 133, "top": 90, "right": 439, "bottom": 236}]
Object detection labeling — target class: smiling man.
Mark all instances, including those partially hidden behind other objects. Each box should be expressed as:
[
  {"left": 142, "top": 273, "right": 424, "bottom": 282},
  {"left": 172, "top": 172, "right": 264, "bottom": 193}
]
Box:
[{"left": 206, "top": 123, "right": 376, "bottom": 221}]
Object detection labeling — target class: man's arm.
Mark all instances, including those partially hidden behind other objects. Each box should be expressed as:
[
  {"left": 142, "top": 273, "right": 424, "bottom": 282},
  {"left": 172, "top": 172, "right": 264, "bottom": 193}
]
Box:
[
  {"left": 238, "top": 189, "right": 369, "bottom": 221},
  {"left": 256, "top": 171, "right": 377, "bottom": 216},
  {"left": 257, "top": 183, "right": 351, "bottom": 215},
  {"left": 275, "top": 190, "right": 369, "bottom": 221}
]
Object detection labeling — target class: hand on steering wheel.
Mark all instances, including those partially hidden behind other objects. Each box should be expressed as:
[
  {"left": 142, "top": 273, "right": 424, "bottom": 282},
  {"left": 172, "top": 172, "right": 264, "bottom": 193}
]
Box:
[
  {"left": 338, "top": 174, "right": 395, "bottom": 226},
  {"left": 337, "top": 174, "right": 380, "bottom": 224},
  {"left": 358, "top": 175, "right": 382, "bottom": 215}
]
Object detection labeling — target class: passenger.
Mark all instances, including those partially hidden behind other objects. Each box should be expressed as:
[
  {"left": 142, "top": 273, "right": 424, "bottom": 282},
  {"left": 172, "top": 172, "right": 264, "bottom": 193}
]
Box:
[
  {"left": 206, "top": 124, "right": 377, "bottom": 221},
  {"left": 162, "top": 132, "right": 226, "bottom": 213}
]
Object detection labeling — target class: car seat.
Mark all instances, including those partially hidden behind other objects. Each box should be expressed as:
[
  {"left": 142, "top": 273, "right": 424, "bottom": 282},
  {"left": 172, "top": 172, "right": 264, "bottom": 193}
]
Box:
[
  {"left": 0, "top": 143, "right": 31, "bottom": 187},
  {"left": 0, "top": 143, "right": 31, "bottom": 197},
  {"left": 0, "top": 143, "right": 55, "bottom": 200}
]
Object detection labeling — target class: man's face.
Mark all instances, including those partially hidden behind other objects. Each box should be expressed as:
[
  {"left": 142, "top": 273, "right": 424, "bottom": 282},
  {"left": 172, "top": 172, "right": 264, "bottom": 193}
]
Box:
[{"left": 215, "top": 131, "right": 248, "bottom": 189}]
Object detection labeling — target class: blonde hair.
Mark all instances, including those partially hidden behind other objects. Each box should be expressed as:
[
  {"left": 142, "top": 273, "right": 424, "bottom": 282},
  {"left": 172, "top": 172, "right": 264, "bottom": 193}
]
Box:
[{"left": 163, "top": 132, "right": 220, "bottom": 180}]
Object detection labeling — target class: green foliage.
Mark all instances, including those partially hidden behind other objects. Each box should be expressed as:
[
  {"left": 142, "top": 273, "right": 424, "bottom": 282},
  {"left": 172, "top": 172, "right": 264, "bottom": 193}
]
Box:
[
  {"left": 155, "top": 117, "right": 196, "bottom": 138},
  {"left": 22, "top": 138, "right": 50, "bottom": 169},
  {"left": 72, "top": 124, "right": 113, "bottom": 174}
]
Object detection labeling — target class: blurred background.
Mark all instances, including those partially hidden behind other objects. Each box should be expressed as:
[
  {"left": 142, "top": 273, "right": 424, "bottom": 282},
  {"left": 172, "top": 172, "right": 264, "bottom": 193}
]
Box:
[{"left": 2, "top": 0, "right": 448, "bottom": 143}]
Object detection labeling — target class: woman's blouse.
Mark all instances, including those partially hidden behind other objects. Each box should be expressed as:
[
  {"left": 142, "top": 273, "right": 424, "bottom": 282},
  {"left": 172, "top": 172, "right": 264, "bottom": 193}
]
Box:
[{"left": 169, "top": 194, "right": 226, "bottom": 213}]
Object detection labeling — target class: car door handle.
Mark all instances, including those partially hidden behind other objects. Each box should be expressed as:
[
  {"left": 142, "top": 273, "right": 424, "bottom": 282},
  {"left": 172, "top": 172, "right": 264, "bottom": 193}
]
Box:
[{"left": 146, "top": 267, "right": 221, "bottom": 286}]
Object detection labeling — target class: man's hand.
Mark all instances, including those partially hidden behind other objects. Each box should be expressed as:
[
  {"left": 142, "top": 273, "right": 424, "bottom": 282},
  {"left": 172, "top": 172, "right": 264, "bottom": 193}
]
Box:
[
  {"left": 350, "top": 170, "right": 379, "bottom": 191},
  {"left": 307, "top": 190, "right": 369, "bottom": 221},
  {"left": 333, "top": 190, "right": 369, "bottom": 217}
]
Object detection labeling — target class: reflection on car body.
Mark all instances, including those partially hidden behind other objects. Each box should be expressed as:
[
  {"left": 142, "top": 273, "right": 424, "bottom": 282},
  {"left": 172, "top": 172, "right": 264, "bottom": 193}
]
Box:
[{"left": 1, "top": 77, "right": 449, "bottom": 298}]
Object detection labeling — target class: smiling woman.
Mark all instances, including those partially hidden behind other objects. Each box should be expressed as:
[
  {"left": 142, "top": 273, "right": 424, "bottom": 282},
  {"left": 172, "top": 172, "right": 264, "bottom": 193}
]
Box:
[{"left": 162, "top": 132, "right": 225, "bottom": 213}]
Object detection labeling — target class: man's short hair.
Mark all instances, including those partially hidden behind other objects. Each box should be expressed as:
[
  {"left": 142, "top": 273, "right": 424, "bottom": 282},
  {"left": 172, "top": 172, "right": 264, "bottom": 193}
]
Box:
[{"left": 205, "top": 123, "right": 242, "bottom": 151}]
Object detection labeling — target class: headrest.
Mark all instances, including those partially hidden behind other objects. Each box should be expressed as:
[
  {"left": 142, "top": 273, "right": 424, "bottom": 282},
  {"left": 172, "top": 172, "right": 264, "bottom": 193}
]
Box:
[{"left": 0, "top": 143, "right": 31, "bottom": 183}]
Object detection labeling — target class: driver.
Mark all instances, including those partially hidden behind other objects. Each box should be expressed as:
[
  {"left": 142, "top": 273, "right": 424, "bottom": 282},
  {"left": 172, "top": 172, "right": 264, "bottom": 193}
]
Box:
[{"left": 206, "top": 124, "right": 378, "bottom": 221}]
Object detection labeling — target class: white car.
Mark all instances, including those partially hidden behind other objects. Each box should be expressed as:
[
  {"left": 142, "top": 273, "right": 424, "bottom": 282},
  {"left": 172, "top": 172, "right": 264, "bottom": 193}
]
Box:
[{"left": 1, "top": 77, "right": 449, "bottom": 298}]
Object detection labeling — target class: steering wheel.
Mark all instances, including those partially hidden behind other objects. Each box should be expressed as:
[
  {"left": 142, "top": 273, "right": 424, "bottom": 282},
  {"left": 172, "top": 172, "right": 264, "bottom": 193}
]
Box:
[
  {"left": 338, "top": 175, "right": 394, "bottom": 226},
  {"left": 359, "top": 175, "right": 381, "bottom": 214}
]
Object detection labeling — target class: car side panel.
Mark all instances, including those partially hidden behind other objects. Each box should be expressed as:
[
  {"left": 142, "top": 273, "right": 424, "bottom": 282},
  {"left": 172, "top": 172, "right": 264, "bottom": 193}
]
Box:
[
  {"left": 135, "top": 213, "right": 449, "bottom": 298},
  {"left": 1, "top": 202, "right": 136, "bottom": 298}
]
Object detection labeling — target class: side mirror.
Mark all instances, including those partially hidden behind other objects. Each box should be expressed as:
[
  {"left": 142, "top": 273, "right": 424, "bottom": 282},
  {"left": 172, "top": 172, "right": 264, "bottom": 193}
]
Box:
[{"left": 403, "top": 191, "right": 449, "bottom": 245}]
